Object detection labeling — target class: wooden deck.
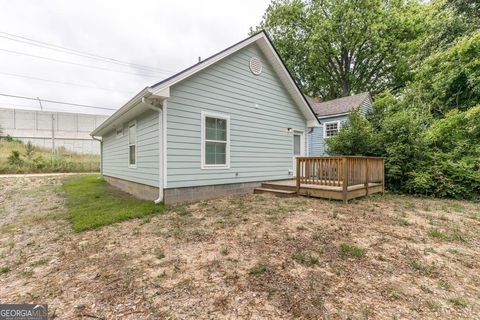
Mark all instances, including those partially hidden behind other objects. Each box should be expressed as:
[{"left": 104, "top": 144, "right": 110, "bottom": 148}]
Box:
[{"left": 255, "top": 156, "right": 385, "bottom": 202}]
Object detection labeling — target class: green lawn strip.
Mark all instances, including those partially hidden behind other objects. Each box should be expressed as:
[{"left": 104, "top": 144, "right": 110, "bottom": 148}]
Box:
[{"left": 63, "top": 175, "right": 164, "bottom": 231}]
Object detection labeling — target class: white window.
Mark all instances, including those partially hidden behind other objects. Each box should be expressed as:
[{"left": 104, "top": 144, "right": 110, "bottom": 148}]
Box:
[
  {"left": 128, "top": 121, "right": 137, "bottom": 167},
  {"left": 323, "top": 121, "right": 340, "bottom": 138},
  {"left": 201, "top": 111, "right": 230, "bottom": 169}
]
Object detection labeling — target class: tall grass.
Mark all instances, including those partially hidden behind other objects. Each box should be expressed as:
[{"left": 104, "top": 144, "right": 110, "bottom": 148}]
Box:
[{"left": 0, "top": 139, "right": 99, "bottom": 174}]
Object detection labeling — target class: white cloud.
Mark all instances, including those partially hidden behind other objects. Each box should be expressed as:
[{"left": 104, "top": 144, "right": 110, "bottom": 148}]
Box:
[{"left": 0, "top": 0, "right": 269, "bottom": 115}]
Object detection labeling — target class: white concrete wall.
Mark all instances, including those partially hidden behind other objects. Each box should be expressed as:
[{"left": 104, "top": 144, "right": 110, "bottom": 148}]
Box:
[{"left": 0, "top": 107, "right": 108, "bottom": 154}]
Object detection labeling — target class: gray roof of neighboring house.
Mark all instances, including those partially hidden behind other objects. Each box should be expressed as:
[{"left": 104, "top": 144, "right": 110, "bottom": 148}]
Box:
[{"left": 307, "top": 92, "right": 371, "bottom": 117}]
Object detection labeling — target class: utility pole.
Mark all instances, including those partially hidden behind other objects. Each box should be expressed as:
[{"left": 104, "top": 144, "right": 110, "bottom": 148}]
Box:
[
  {"left": 51, "top": 113, "right": 55, "bottom": 154},
  {"left": 37, "top": 97, "right": 55, "bottom": 154}
]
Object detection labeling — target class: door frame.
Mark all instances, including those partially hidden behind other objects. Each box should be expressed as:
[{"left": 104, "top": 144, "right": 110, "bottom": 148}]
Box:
[{"left": 292, "top": 130, "right": 305, "bottom": 176}]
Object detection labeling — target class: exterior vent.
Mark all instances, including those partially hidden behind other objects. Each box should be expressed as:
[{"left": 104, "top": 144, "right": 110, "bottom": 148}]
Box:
[{"left": 249, "top": 57, "right": 262, "bottom": 75}]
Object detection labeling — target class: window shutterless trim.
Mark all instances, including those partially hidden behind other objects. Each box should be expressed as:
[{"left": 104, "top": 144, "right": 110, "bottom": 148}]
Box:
[
  {"left": 128, "top": 120, "right": 137, "bottom": 168},
  {"left": 201, "top": 111, "right": 230, "bottom": 169},
  {"left": 323, "top": 120, "right": 341, "bottom": 139}
]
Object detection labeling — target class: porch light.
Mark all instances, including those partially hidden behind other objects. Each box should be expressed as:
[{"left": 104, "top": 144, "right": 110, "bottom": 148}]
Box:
[{"left": 287, "top": 128, "right": 293, "bottom": 133}]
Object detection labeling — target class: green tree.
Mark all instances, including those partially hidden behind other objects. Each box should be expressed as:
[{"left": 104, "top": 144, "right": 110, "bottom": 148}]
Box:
[
  {"left": 409, "top": 31, "right": 480, "bottom": 117},
  {"left": 253, "top": 0, "right": 425, "bottom": 99},
  {"left": 325, "top": 110, "right": 377, "bottom": 156}
]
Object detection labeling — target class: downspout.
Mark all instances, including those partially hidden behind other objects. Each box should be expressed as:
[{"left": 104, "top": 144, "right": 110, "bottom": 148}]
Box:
[
  {"left": 92, "top": 136, "right": 103, "bottom": 176},
  {"left": 142, "top": 97, "right": 164, "bottom": 204}
]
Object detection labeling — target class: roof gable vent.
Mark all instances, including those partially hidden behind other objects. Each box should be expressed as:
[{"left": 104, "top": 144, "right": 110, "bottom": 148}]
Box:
[{"left": 249, "top": 57, "right": 262, "bottom": 75}]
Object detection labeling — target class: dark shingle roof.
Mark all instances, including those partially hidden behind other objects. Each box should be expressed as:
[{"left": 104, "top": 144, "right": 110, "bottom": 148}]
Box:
[{"left": 307, "top": 92, "right": 371, "bottom": 117}]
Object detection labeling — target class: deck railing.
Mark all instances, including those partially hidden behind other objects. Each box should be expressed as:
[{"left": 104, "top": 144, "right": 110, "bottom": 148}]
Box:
[{"left": 296, "top": 156, "right": 385, "bottom": 200}]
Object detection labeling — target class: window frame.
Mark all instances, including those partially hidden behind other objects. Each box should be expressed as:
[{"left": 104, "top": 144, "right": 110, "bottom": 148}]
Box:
[
  {"left": 323, "top": 120, "right": 341, "bottom": 139},
  {"left": 128, "top": 120, "right": 137, "bottom": 168},
  {"left": 201, "top": 111, "right": 230, "bottom": 170}
]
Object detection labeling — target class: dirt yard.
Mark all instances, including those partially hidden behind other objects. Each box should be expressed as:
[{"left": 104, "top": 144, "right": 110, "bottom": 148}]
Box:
[{"left": 0, "top": 176, "right": 479, "bottom": 319}]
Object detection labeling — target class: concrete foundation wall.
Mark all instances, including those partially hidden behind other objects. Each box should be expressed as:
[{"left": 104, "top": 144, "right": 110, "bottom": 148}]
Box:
[
  {"left": 103, "top": 174, "right": 260, "bottom": 204},
  {"left": 103, "top": 175, "right": 159, "bottom": 201},
  {"left": 164, "top": 181, "right": 261, "bottom": 205}
]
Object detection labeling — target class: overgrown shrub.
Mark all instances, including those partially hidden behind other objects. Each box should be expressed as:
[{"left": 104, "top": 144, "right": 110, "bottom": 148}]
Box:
[
  {"left": 7, "top": 150, "right": 23, "bottom": 166},
  {"left": 0, "top": 140, "right": 99, "bottom": 174}
]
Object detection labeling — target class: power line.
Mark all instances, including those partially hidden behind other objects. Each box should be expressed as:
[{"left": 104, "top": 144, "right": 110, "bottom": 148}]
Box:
[
  {"left": 0, "top": 71, "right": 136, "bottom": 94},
  {"left": 0, "top": 93, "right": 117, "bottom": 111},
  {"left": 0, "top": 31, "right": 175, "bottom": 74},
  {"left": 0, "top": 47, "right": 164, "bottom": 78}
]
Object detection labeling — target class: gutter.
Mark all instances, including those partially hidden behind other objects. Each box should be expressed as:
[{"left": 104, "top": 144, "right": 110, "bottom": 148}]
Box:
[
  {"left": 141, "top": 97, "right": 164, "bottom": 204},
  {"left": 91, "top": 136, "right": 103, "bottom": 176}
]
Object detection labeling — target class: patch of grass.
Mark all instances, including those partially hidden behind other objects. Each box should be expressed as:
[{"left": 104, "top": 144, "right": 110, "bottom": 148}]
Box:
[
  {"left": 438, "top": 279, "right": 451, "bottom": 290},
  {"left": 220, "top": 245, "right": 229, "bottom": 256},
  {"left": 296, "top": 225, "right": 307, "bottom": 231},
  {"left": 339, "top": 243, "right": 365, "bottom": 258},
  {"left": 448, "top": 297, "right": 467, "bottom": 308},
  {"left": 291, "top": 251, "right": 319, "bottom": 266},
  {"left": 411, "top": 261, "right": 437, "bottom": 276},
  {"left": 420, "top": 285, "right": 433, "bottom": 294},
  {"left": 427, "top": 228, "right": 448, "bottom": 240},
  {"left": 397, "top": 218, "right": 412, "bottom": 226},
  {"left": 450, "top": 225, "right": 467, "bottom": 242},
  {"left": 446, "top": 203, "right": 464, "bottom": 212},
  {"left": 156, "top": 250, "right": 165, "bottom": 260},
  {"left": 285, "top": 233, "right": 295, "bottom": 241},
  {"left": 63, "top": 175, "right": 165, "bottom": 231},
  {"left": 30, "top": 258, "right": 49, "bottom": 267},
  {"left": 426, "top": 300, "right": 441, "bottom": 311},
  {"left": 0, "top": 266, "right": 11, "bottom": 275},
  {"left": 248, "top": 263, "right": 268, "bottom": 275}
]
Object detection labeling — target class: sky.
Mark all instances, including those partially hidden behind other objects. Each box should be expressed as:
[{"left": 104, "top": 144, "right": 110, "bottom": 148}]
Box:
[{"left": 0, "top": 0, "right": 270, "bottom": 115}]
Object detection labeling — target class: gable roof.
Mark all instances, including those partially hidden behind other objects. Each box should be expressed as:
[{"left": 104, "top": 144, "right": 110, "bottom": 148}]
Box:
[
  {"left": 308, "top": 92, "right": 371, "bottom": 118},
  {"left": 91, "top": 31, "right": 319, "bottom": 136}
]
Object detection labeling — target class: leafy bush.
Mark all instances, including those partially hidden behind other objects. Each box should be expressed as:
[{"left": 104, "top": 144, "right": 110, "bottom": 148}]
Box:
[
  {"left": 7, "top": 150, "right": 23, "bottom": 166},
  {"left": 325, "top": 32, "right": 480, "bottom": 200},
  {"left": 325, "top": 110, "right": 378, "bottom": 156}
]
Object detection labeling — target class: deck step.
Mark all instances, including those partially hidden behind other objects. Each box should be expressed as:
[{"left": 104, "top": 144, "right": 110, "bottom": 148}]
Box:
[
  {"left": 260, "top": 182, "right": 297, "bottom": 192},
  {"left": 254, "top": 187, "right": 298, "bottom": 197}
]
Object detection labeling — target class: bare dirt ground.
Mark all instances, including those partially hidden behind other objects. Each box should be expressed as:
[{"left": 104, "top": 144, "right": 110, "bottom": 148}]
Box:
[{"left": 0, "top": 176, "right": 479, "bottom": 319}]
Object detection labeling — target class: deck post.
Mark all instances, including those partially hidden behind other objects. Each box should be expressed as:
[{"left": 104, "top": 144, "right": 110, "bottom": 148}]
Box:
[
  {"left": 342, "top": 157, "right": 348, "bottom": 203},
  {"left": 365, "top": 159, "right": 369, "bottom": 196},
  {"left": 382, "top": 158, "right": 385, "bottom": 195},
  {"left": 296, "top": 157, "right": 300, "bottom": 194}
]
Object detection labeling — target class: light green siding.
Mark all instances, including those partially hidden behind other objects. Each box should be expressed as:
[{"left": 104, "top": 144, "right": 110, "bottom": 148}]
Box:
[
  {"left": 102, "top": 109, "right": 159, "bottom": 187},
  {"left": 166, "top": 43, "right": 308, "bottom": 188}
]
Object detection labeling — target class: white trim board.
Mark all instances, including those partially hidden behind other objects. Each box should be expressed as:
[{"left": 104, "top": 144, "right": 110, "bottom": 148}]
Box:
[
  {"left": 200, "top": 110, "right": 231, "bottom": 170},
  {"left": 128, "top": 120, "right": 137, "bottom": 168},
  {"left": 323, "top": 120, "right": 341, "bottom": 139}
]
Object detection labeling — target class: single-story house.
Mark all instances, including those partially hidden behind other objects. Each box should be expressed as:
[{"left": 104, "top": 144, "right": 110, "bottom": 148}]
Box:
[
  {"left": 307, "top": 93, "right": 372, "bottom": 155},
  {"left": 91, "top": 31, "right": 320, "bottom": 204}
]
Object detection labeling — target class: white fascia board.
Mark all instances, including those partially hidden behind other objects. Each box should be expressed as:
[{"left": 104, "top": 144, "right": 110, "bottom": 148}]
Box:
[{"left": 90, "top": 87, "right": 170, "bottom": 137}]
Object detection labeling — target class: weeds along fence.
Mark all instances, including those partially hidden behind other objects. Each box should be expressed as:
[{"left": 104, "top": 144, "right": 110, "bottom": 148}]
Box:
[{"left": 0, "top": 139, "right": 100, "bottom": 174}]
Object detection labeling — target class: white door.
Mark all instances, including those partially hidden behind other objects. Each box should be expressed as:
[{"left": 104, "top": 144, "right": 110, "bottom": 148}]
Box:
[{"left": 293, "top": 131, "right": 304, "bottom": 176}]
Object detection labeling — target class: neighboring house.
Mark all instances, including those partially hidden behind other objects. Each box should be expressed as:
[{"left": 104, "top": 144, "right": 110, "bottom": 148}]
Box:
[
  {"left": 91, "top": 31, "right": 319, "bottom": 204},
  {"left": 307, "top": 93, "right": 372, "bottom": 156},
  {"left": 0, "top": 107, "right": 107, "bottom": 154}
]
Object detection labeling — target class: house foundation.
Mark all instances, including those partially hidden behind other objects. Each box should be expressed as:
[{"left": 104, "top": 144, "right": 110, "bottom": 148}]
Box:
[
  {"left": 103, "top": 175, "right": 159, "bottom": 201},
  {"left": 163, "top": 182, "right": 261, "bottom": 205},
  {"left": 103, "top": 175, "right": 261, "bottom": 204}
]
